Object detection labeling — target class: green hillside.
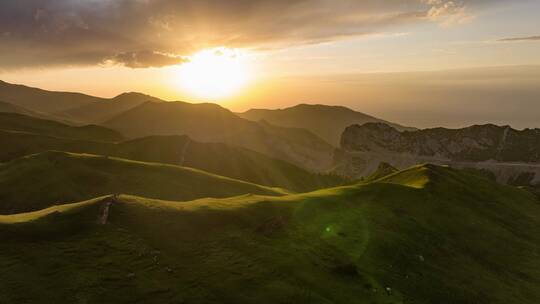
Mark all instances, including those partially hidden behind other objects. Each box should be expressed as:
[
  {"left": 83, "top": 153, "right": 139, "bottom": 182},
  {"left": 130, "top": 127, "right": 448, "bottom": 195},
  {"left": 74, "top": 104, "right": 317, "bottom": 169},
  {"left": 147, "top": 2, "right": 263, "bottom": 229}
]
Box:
[
  {"left": 0, "top": 151, "right": 285, "bottom": 214},
  {"left": 0, "top": 112, "right": 123, "bottom": 142},
  {"left": 0, "top": 165, "right": 538, "bottom": 303},
  {"left": 0, "top": 130, "right": 347, "bottom": 192}
]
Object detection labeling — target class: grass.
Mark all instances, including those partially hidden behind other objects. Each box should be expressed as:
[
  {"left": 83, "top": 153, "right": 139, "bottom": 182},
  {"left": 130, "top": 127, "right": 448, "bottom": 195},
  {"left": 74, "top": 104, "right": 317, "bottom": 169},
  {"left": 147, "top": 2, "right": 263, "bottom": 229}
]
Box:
[
  {"left": 0, "top": 130, "right": 348, "bottom": 192},
  {"left": 0, "top": 151, "right": 286, "bottom": 214},
  {"left": 0, "top": 164, "right": 539, "bottom": 303}
]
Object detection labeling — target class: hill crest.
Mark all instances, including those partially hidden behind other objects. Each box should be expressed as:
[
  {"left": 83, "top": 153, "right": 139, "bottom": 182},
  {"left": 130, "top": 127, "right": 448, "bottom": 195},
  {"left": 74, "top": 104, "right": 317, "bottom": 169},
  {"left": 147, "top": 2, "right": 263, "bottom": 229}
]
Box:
[{"left": 0, "top": 151, "right": 286, "bottom": 214}]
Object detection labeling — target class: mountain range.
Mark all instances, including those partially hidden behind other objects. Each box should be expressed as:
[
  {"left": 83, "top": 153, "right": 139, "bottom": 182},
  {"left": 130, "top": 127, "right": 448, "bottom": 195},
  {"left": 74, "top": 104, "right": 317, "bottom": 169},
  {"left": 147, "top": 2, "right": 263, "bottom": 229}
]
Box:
[
  {"left": 239, "top": 104, "right": 414, "bottom": 146},
  {"left": 0, "top": 114, "right": 346, "bottom": 193},
  {"left": 0, "top": 79, "right": 539, "bottom": 303},
  {"left": 102, "top": 100, "right": 336, "bottom": 171},
  {"left": 0, "top": 81, "right": 343, "bottom": 171},
  {"left": 0, "top": 80, "right": 102, "bottom": 113}
]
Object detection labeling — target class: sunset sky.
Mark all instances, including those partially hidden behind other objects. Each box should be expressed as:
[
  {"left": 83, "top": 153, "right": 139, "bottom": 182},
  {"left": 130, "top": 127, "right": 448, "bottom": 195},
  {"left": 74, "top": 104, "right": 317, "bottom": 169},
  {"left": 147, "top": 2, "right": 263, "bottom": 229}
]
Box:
[{"left": 1, "top": 0, "right": 539, "bottom": 128}]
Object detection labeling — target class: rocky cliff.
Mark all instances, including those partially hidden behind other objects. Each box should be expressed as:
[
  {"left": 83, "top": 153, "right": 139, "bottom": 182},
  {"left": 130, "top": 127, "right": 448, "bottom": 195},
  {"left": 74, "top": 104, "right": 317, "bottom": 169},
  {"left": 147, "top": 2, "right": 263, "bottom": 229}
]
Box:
[
  {"left": 337, "top": 123, "right": 540, "bottom": 187},
  {"left": 341, "top": 122, "right": 540, "bottom": 162}
]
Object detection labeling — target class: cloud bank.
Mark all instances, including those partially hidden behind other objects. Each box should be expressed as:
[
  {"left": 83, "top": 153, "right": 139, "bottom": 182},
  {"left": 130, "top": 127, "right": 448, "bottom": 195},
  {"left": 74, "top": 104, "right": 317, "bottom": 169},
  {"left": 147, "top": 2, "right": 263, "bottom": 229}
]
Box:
[
  {"left": 498, "top": 35, "right": 540, "bottom": 42},
  {"left": 0, "top": 0, "right": 499, "bottom": 69}
]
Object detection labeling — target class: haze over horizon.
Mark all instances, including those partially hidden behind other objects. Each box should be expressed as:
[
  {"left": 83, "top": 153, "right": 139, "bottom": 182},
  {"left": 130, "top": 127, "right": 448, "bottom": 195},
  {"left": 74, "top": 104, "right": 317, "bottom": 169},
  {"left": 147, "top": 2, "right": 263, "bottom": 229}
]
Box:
[{"left": 1, "top": 0, "right": 539, "bottom": 128}]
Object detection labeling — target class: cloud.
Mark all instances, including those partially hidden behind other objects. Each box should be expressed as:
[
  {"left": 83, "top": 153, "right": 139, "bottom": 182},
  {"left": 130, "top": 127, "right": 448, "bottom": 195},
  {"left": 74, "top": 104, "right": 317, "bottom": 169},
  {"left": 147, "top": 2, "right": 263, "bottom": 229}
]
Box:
[
  {"left": 498, "top": 35, "right": 540, "bottom": 42},
  {"left": 425, "top": 1, "right": 474, "bottom": 26},
  {"left": 0, "top": 0, "right": 502, "bottom": 69},
  {"left": 106, "top": 51, "right": 189, "bottom": 68}
]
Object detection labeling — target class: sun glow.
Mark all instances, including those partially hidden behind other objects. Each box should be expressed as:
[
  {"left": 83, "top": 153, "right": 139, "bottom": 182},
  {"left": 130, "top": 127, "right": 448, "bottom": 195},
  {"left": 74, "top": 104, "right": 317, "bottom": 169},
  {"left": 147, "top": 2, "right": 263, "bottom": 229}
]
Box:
[{"left": 177, "top": 47, "right": 251, "bottom": 99}]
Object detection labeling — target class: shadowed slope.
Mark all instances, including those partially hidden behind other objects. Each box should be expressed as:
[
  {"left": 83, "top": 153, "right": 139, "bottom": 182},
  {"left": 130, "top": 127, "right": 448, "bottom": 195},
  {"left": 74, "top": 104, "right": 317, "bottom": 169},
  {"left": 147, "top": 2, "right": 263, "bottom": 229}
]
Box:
[
  {"left": 0, "top": 112, "right": 123, "bottom": 142},
  {"left": 363, "top": 162, "right": 399, "bottom": 182},
  {"left": 0, "top": 130, "right": 347, "bottom": 192},
  {"left": 0, "top": 165, "right": 538, "bottom": 303},
  {"left": 120, "top": 135, "right": 347, "bottom": 192},
  {"left": 103, "top": 101, "right": 336, "bottom": 171},
  {"left": 0, "top": 151, "right": 286, "bottom": 214},
  {"left": 0, "top": 100, "right": 54, "bottom": 119}
]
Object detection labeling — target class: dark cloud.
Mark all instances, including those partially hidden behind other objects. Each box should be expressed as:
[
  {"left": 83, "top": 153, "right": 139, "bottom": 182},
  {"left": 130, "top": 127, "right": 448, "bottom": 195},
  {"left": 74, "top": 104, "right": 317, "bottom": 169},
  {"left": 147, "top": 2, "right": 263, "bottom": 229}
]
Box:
[
  {"left": 498, "top": 35, "right": 540, "bottom": 42},
  {"left": 0, "top": 0, "right": 503, "bottom": 69},
  {"left": 108, "top": 51, "right": 189, "bottom": 68}
]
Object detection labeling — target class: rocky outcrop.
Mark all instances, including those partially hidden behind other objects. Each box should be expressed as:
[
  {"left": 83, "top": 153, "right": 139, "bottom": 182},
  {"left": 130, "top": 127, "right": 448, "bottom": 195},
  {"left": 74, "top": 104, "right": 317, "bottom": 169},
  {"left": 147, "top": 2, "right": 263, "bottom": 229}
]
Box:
[
  {"left": 341, "top": 123, "right": 540, "bottom": 163},
  {"left": 337, "top": 123, "right": 540, "bottom": 187}
]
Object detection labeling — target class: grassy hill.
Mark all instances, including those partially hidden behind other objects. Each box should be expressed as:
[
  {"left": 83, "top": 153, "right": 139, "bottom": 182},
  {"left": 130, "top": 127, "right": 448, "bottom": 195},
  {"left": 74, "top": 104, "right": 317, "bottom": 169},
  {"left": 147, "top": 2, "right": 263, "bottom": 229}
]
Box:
[
  {"left": 0, "top": 164, "right": 538, "bottom": 303},
  {"left": 0, "top": 112, "right": 123, "bottom": 142},
  {"left": 103, "top": 101, "right": 336, "bottom": 171},
  {"left": 239, "top": 104, "right": 414, "bottom": 146},
  {"left": 0, "top": 151, "right": 286, "bottom": 214},
  {"left": 0, "top": 130, "right": 347, "bottom": 192}
]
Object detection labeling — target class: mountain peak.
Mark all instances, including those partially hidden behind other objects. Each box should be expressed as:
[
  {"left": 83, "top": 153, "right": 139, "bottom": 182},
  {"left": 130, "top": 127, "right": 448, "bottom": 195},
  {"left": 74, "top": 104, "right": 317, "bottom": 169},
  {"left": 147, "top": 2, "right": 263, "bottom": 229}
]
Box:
[
  {"left": 239, "top": 104, "right": 413, "bottom": 146},
  {"left": 112, "top": 92, "right": 164, "bottom": 103}
]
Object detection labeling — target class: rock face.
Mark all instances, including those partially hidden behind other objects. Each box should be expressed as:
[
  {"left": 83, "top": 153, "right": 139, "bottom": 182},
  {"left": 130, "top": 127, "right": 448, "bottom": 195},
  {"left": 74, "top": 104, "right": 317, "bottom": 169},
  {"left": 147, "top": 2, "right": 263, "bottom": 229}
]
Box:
[
  {"left": 342, "top": 123, "right": 540, "bottom": 162},
  {"left": 337, "top": 123, "right": 540, "bottom": 186}
]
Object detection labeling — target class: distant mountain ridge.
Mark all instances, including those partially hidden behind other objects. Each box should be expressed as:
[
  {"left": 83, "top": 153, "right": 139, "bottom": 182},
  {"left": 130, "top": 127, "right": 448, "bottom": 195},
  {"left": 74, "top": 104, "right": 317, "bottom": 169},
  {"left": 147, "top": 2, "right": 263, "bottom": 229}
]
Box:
[
  {"left": 239, "top": 103, "right": 414, "bottom": 146},
  {"left": 0, "top": 80, "right": 164, "bottom": 124},
  {"left": 0, "top": 117, "right": 346, "bottom": 192},
  {"left": 0, "top": 112, "right": 123, "bottom": 142},
  {"left": 103, "top": 101, "right": 336, "bottom": 172},
  {"left": 56, "top": 92, "right": 165, "bottom": 124},
  {"left": 0, "top": 80, "right": 102, "bottom": 114}
]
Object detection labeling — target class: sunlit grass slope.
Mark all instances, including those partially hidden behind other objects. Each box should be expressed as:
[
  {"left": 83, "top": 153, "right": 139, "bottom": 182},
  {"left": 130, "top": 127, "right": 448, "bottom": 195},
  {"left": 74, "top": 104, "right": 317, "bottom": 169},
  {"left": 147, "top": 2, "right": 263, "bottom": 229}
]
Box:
[
  {"left": 0, "top": 164, "right": 539, "bottom": 303},
  {"left": 0, "top": 151, "right": 286, "bottom": 214}
]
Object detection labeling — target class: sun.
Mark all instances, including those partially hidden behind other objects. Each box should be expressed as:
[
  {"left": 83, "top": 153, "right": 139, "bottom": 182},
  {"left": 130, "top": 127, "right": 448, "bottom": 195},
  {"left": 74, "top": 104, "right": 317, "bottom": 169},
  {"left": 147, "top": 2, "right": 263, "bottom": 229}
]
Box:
[{"left": 177, "top": 47, "right": 251, "bottom": 99}]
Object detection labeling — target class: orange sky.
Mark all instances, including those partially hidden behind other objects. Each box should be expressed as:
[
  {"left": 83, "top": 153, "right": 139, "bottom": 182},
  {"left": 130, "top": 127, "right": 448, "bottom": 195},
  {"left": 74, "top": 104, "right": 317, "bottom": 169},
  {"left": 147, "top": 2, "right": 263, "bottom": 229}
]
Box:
[{"left": 0, "top": 0, "right": 539, "bottom": 128}]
